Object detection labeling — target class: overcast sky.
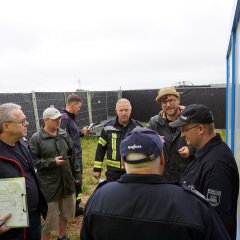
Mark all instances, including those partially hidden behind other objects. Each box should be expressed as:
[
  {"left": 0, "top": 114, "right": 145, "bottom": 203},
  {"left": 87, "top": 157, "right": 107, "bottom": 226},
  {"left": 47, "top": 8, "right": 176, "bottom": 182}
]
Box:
[{"left": 0, "top": 0, "right": 235, "bottom": 93}]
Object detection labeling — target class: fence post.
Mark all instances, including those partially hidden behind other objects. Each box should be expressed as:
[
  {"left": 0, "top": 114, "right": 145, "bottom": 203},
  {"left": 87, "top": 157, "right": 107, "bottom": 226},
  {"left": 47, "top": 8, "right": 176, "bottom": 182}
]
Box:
[
  {"left": 87, "top": 91, "right": 93, "bottom": 124},
  {"left": 118, "top": 87, "right": 122, "bottom": 99},
  {"left": 31, "top": 91, "right": 40, "bottom": 131}
]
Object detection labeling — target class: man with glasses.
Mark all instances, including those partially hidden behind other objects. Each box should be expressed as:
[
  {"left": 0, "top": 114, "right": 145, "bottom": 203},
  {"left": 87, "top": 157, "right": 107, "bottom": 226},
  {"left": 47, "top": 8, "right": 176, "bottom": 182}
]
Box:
[
  {"left": 29, "top": 107, "right": 80, "bottom": 240},
  {"left": 170, "top": 104, "right": 239, "bottom": 240},
  {"left": 147, "top": 87, "right": 193, "bottom": 181},
  {"left": 0, "top": 103, "right": 47, "bottom": 240}
]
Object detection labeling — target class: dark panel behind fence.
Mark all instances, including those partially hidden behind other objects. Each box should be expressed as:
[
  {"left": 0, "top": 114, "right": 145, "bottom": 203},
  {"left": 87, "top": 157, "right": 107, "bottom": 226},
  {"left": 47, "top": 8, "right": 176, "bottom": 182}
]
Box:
[
  {"left": 35, "top": 91, "right": 89, "bottom": 129},
  {"left": 0, "top": 87, "right": 226, "bottom": 140},
  {"left": 91, "top": 91, "right": 118, "bottom": 125},
  {"left": 0, "top": 93, "right": 36, "bottom": 137},
  {"left": 122, "top": 87, "right": 226, "bottom": 129}
]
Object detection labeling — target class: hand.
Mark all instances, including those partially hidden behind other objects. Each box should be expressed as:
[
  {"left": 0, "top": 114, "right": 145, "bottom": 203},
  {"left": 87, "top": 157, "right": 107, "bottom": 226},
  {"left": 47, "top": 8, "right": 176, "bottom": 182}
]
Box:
[
  {"left": 55, "top": 156, "right": 66, "bottom": 166},
  {"left": 93, "top": 171, "right": 101, "bottom": 180},
  {"left": 81, "top": 126, "right": 89, "bottom": 136},
  {"left": 75, "top": 179, "right": 81, "bottom": 184},
  {"left": 0, "top": 213, "right": 11, "bottom": 234},
  {"left": 159, "top": 135, "right": 165, "bottom": 143},
  {"left": 178, "top": 146, "right": 190, "bottom": 158}
]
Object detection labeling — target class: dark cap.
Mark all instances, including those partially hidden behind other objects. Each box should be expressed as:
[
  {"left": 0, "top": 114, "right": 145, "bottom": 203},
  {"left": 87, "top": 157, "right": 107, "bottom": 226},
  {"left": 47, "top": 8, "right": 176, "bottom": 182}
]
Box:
[
  {"left": 120, "top": 127, "right": 163, "bottom": 164},
  {"left": 169, "top": 104, "right": 214, "bottom": 128}
]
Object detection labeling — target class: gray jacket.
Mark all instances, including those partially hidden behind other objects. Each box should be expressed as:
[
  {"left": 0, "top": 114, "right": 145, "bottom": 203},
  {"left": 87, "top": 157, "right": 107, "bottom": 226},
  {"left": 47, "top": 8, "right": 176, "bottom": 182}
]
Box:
[
  {"left": 29, "top": 128, "right": 80, "bottom": 202},
  {"left": 147, "top": 111, "right": 193, "bottom": 182}
]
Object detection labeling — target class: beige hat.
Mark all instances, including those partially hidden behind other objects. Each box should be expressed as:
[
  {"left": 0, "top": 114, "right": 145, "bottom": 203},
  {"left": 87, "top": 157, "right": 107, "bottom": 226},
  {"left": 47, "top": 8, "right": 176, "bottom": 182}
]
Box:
[
  {"left": 42, "top": 107, "right": 62, "bottom": 119},
  {"left": 155, "top": 87, "right": 180, "bottom": 104}
]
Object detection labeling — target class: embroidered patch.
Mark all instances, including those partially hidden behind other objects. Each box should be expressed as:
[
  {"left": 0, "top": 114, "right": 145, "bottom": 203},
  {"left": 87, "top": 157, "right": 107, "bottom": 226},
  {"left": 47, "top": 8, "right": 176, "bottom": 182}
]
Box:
[{"left": 207, "top": 189, "right": 221, "bottom": 207}]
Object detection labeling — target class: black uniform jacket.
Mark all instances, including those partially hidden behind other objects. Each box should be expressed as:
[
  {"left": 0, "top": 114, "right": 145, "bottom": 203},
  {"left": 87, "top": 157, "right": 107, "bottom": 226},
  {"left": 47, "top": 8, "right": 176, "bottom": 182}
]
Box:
[
  {"left": 81, "top": 174, "right": 230, "bottom": 240},
  {"left": 181, "top": 134, "right": 239, "bottom": 240}
]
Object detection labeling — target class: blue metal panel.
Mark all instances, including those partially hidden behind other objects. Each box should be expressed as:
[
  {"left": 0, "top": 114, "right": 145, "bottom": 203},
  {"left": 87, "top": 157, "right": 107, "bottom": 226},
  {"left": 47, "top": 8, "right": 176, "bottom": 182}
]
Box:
[
  {"left": 226, "top": 53, "right": 229, "bottom": 144},
  {"left": 231, "top": 31, "right": 236, "bottom": 152}
]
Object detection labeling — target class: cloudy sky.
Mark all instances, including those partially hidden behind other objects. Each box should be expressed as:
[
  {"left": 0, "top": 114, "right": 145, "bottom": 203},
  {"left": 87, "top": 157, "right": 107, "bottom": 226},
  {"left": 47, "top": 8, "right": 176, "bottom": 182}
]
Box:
[{"left": 0, "top": 0, "right": 235, "bottom": 93}]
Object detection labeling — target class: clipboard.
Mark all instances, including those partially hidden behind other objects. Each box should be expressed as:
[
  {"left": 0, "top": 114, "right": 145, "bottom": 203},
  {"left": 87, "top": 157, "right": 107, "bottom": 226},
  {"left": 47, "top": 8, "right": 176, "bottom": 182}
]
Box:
[{"left": 0, "top": 177, "right": 29, "bottom": 227}]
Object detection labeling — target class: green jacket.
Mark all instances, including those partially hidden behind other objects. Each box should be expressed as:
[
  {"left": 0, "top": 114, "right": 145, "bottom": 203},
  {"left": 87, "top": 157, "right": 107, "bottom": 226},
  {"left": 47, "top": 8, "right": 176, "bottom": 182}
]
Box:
[{"left": 29, "top": 128, "right": 80, "bottom": 202}]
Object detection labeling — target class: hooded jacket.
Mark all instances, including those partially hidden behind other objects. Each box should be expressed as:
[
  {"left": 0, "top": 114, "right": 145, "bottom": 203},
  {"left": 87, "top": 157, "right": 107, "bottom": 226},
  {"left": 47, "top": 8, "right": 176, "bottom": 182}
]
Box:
[{"left": 29, "top": 128, "right": 80, "bottom": 202}]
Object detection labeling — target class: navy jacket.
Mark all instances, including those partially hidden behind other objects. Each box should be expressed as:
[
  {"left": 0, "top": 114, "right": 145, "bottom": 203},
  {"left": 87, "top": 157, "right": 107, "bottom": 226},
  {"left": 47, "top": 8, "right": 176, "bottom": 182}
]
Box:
[
  {"left": 181, "top": 134, "right": 239, "bottom": 240},
  {"left": 0, "top": 139, "right": 47, "bottom": 240},
  {"left": 81, "top": 174, "right": 230, "bottom": 240},
  {"left": 61, "top": 109, "right": 83, "bottom": 171}
]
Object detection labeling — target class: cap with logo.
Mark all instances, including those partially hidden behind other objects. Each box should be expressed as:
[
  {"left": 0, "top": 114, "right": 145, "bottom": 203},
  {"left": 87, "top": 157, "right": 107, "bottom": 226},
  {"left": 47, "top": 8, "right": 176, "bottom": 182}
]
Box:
[
  {"left": 120, "top": 127, "right": 163, "bottom": 164},
  {"left": 155, "top": 87, "right": 180, "bottom": 104},
  {"left": 42, "top": 107, "right": 62, "bottom": 120},
  {"left": 169, "top": 104, "right": 214, "bottom": 128}
]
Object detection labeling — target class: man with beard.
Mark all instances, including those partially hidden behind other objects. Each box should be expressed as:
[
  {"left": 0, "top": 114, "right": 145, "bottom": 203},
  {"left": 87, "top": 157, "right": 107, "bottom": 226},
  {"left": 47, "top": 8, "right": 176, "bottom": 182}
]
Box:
[{"left": 147, "top": 87, "right": 193, "bottom": 181}]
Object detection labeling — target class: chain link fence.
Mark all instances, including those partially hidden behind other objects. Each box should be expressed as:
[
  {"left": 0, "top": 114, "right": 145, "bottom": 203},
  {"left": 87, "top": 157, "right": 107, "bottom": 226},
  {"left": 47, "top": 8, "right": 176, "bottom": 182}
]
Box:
[{"left": 0, "top": 91, "right": 119, "bottom": 139}]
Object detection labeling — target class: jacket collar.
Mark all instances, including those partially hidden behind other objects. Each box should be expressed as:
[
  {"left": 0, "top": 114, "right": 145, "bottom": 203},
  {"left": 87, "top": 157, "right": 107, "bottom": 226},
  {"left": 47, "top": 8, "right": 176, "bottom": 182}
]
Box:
[
  {"left": 62, "top": 108, "right": 76, "bottom": 120},
  {"left": 194, "top": 134, "right": 222, "bottom": 160},
  {"left": 40, "top": 128, "right": 66, "bottom": 139},
  {"left": 118, "top": 173, "right": 171, "bottom": 184},
  {"left": 114, "top": 116, "right": 133, "bottom": 128},
  {"left": 159, "top": 105, "right": 185, "bottom": 120}
]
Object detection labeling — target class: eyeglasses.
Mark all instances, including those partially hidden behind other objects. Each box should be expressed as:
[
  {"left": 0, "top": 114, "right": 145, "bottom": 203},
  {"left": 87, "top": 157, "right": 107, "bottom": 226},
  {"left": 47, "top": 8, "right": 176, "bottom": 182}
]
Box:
[
  {"left": 161, "top": 98, "right": 176, "bottom": 107},
  {"left": 180, "top": 124, "right": 199, "bottom": 133},
  {"left": 6, "top": 119, "right": 28, "bottom": 127}
]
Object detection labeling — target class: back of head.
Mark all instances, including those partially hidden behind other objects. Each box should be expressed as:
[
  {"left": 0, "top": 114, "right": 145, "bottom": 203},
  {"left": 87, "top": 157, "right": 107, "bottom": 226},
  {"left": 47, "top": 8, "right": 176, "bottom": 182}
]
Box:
[
  {"left": 155, "top": 87, "right": 180, "bottom": 104},
  {"left": 67, "top": 93, "right": 82, "bottom": 105},
  {"left": 120, "top": 127, "right": 164, "bottom": 173},
  {"left": 0, "top": 103, "right": 21, "bottom": 134}
]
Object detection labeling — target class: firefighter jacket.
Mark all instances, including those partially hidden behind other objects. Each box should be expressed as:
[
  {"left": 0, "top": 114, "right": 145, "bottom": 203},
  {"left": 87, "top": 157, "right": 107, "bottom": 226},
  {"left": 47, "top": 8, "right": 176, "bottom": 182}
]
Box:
[
  {"left": 80, "top": 174, "right": 231, "bottom": 240},
  {"left": 147, "top": 107, "right": 194, "bottom": 181},
  {"left": 94, "top": 117, "right": 142, "bottom": 175}
]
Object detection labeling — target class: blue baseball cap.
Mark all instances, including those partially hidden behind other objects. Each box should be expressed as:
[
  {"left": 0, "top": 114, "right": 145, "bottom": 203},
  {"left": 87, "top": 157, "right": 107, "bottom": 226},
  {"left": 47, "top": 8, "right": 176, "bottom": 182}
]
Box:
[{"left": 120, "top": 127, "right": 163, "bottom": 164}]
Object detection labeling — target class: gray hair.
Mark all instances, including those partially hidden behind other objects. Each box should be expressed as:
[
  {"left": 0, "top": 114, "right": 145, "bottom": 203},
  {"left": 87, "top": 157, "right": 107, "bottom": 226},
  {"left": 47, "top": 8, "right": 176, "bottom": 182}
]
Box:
[
  {"left": 0, "top": 103, "right": 21, "bottom": 133},
  {"left": 116, "top": 98, "right": 132, "bottom": 108}
]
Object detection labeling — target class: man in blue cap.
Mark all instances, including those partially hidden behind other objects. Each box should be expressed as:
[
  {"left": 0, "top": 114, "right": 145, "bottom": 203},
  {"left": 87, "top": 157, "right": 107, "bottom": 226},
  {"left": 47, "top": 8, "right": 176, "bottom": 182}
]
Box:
[
  {"left": 170, "top": 104, "right": 239, "bottom": 240},
  {"left": 81, "top": 127, "right": 230, "bottom": 240}
]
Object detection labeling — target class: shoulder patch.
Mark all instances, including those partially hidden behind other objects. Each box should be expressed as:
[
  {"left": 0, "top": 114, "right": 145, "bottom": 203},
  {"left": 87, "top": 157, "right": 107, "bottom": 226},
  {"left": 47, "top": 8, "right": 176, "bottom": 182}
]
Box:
[
  {"left": 182, "top": 185, "right": 209, "bottom": 203},
  {"left": 207, "top": 189, "right": 221, "bottom": 207}
]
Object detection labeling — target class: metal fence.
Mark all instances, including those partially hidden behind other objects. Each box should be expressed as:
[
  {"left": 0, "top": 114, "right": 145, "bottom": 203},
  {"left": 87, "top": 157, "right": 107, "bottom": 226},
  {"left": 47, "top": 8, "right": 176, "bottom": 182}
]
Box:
[
  {"left": 0, "top": 87, "right": 225, "bottom": 139},
  {"left": 0, "top": 91, "right": 119, "bottom": 139}
]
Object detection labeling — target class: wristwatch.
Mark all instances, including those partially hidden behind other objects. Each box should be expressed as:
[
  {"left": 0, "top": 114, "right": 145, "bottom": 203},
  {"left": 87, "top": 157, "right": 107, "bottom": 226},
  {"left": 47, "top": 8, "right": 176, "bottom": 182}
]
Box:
[{"left": 0, "top": 220, "right": 5, "bottom": 227}]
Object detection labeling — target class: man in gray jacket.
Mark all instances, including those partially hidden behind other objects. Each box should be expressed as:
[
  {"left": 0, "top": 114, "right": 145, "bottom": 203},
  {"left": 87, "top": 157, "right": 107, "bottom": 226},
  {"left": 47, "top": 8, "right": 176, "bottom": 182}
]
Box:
[
  {"left": 147, "top": 87, "right": 193, "bottom": 181},
  {"left": 29, "top": 107, "right": 80, "bottom": 240}
]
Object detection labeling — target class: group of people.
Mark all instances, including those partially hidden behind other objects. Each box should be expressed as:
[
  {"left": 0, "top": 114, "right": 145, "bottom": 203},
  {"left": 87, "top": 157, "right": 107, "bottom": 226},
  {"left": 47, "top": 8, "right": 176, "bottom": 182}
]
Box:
[{"left": 0, "top": 88, "right": 239, "bottom": 240}]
